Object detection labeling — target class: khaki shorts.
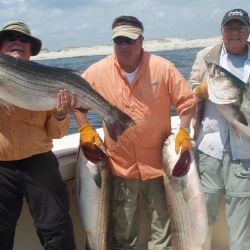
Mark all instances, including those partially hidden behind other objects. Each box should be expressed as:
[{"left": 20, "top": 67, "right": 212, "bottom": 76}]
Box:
[
  {"left": 197, "top": 150, "right": 250, "bottom": 197},
  {"left": 197, "top": 150, "right": 250, "bottom": 250}
]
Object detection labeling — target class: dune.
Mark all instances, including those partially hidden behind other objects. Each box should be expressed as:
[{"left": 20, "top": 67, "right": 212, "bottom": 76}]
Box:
[{"left": 32, "top": 36, "right": 222, "bottom": 60}]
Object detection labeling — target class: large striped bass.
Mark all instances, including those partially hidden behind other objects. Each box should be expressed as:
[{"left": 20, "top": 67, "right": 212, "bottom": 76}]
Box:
[
  {"left": 0, "top": 54, "right": 134, "bottom": 141},
  {"left": 75, "top": 145, "right": 110, "bottom": 250},
  {"left": 162, "top": 134, "right": 208, "bottom": 250}
]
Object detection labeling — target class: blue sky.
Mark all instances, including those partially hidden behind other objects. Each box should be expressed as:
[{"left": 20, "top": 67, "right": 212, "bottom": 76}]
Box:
[{"left": 0, "top": 0, "right": 249, "bottom": 51}]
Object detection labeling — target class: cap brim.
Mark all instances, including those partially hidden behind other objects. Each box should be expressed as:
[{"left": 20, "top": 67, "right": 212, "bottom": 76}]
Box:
[
  {"left": 112, "top": 25, "right": 143, "bottom": 40},
  {"left": 112, "top": 32, "right": 140, "bottom": 40},
  {"left": 222, "top": 16, "right": 249, "bottom": 26},
  {"left": 30, "top": 36, "right": 42, "bottom": 56}
]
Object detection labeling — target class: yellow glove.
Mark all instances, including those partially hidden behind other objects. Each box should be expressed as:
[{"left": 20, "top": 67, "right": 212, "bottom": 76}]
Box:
[
  {"left": 175, "top": 127, "right": 192, "bottom": 154},
  {"left": 194, "top": 79, "right": 208, "bottom": 99},
  {"left": 79, "top": 123, "right": 107, "bottom": 163},
  {"left": 79, "top": 123, "right": 103, "bottom": 146}
]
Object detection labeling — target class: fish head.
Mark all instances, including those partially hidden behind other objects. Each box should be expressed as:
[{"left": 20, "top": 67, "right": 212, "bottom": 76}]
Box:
[
  {"left": 207, "top": 63, "right": 242, "bottom": 104},
  {"left": 162, "top": 134, "right": 191, "bottom": 178},
  {"left": 208, "top": 63, "right": 234, "bottom": 86}
]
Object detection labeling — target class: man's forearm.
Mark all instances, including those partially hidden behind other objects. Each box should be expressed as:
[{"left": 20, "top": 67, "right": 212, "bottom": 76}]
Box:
[
  {"left": 74, "top": 109, "right": 88, "bottom": 127},
  {"left": 179, "top": 108, "right": 195, "bottom": 130}
]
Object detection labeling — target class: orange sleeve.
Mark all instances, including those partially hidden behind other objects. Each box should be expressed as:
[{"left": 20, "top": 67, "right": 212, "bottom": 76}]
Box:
[{"left": 167, "top": 64, "right": 196, "bottom": 116}]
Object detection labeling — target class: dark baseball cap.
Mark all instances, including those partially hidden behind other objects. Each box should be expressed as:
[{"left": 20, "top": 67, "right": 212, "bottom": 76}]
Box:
[{"left": 221, "top": 8, "right": 250, "bottom": 26}]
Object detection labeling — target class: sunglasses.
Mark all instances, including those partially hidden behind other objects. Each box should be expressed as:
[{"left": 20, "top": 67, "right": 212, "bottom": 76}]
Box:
[
  {"left": 3, "top": 34, "right": 31, "bottom": 43},
  {"left": 222, "top": 23, "right": 249, "bottom": 33},
  {"left": 113, "top": 36, "right": 138, "bottom": 45}
]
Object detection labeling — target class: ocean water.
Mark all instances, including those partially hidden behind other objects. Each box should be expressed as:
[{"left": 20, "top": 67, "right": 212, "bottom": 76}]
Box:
[{"left": 38, "top": 47, "right": 204, "bottom": 134}]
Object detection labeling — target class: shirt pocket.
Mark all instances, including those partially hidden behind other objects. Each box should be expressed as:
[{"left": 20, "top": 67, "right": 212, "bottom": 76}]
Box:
[
  {"left": 198, "top": 151, "right": 221, "bottom": 177},
  {"left": 141, "top": 80, "right": 166, "bottom": 106},
  {"left": 202, "top": 118, "right": 219, "bottom": 133}
]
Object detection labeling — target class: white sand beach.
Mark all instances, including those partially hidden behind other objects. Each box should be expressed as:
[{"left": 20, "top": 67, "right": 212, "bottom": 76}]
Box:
[{"left": 32, "top": 36, "right": 222, "bottom": 60}]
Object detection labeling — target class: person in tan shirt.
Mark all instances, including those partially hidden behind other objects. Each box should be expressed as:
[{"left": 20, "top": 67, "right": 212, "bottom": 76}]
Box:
[
  {"left": 74, "top": 16, "right": 195, "bottom": 249},
  {"left": 0, "top": 21, "right": 76, "bottom": 249},
  {"left": 190, "top": 8, "right": 250, "bottom": 250}
]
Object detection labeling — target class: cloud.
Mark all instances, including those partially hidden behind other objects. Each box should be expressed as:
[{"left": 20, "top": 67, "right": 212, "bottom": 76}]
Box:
[
  {"left": 0, "top": 0, "right": 249, "bottom": 50},
  {"left": 0, "top": 0, "right": 24, "bottom": 4}
]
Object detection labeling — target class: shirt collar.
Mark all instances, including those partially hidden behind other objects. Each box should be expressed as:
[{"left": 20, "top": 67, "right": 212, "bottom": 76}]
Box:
[{"left": 221, "top": 42, "right": 250, "bottom": 59}]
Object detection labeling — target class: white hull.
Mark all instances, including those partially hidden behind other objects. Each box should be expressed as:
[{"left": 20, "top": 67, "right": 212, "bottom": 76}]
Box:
[{"left": 14, "top": 117, "right": 229, "bottom": 250}]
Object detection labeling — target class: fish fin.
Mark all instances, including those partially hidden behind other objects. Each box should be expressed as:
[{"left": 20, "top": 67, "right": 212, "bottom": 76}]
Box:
[
  {"left": 231, "top": 120, "right": 250, "bottom": 138},
  {"left": 104, "top": 107, "right": 135, "bottom": 141},
  {"left": 6, "top": 54, "right": 81, "bottom": 75},
  {"left": 85, "top": 161, "right": 102, "bottom": 189},
  {"left": 0, "top": 98, "right": 12, "bottom": 114},
  {"left": 193, "top": 100, "right": 205, "bottom": 140},
  {"left": 236, "top": 111, "right": 248, "bottom": 126},
  {"left": 227, "top": 104, "right": 248, "bottom": 126},
  {"left": 85, "top": 238, "right": 93, "bottom": 250}
]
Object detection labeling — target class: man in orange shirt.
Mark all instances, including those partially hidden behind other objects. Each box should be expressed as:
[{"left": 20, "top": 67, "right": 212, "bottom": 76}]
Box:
[
  {"left": 75, "top": 16, "right": 195, "bottom": 250},
  {"left": 0, "top": 21, "right": 76, "bottom": 249}
]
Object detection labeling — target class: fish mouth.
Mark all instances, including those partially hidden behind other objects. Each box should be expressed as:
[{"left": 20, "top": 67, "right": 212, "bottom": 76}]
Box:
[
  {"left": 80, "top": 143, "right": 107, "bottom": 164},
  {"left": 172, "top": 150, "right": 191, "bottom": 178}
]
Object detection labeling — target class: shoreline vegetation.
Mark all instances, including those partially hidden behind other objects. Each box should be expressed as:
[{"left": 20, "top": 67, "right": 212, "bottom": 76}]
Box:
[{"left": 32, "top": 36, "right": 222, "bottom": 60}]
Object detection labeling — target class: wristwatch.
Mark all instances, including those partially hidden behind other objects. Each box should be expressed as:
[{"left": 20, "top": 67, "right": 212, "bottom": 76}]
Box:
[{"left": 54, "top": 112, "right": 66, "bottom": 121}]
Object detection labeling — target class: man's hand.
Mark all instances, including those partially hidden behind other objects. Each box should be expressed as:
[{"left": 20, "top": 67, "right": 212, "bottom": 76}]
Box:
[
  {"left": 194, "top": 79, "right": 208, "bottom": 99},
  {"left": 54, "top": 89, "right": 76, "bottom": 121},
  {"left": 175, "top": 127, "right": 192, "bottom": 154}
]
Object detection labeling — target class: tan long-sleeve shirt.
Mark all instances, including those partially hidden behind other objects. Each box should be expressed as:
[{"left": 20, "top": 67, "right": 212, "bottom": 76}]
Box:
[{"left": 0, "top": 105, "right": 69, "bottom": 161}]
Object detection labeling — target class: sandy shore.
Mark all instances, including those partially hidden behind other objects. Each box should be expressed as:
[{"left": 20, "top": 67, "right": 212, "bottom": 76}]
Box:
[{"left": 32, "top": 36, "right": 222, "bottom": 60}]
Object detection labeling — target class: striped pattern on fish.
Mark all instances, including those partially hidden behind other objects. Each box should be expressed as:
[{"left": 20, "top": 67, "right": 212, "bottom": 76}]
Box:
[
  {"left": 162, "top": 134, "right": 208, "bottom": 250},
  {"left": 0, "top": 54, "right": 135, "bottom": 141},
  {"left": 75, "top": 147, "right": 110, "bottom": 250}
]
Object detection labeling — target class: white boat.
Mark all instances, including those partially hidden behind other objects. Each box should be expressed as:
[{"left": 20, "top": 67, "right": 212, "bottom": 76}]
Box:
[{"left": 14, "top": 117, "right": 229, "bottom": 250}]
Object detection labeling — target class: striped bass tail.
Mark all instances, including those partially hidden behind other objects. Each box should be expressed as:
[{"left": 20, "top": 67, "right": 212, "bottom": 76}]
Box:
[{"left": 104, "top": 108, "right": 135, "bottom": 141}]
